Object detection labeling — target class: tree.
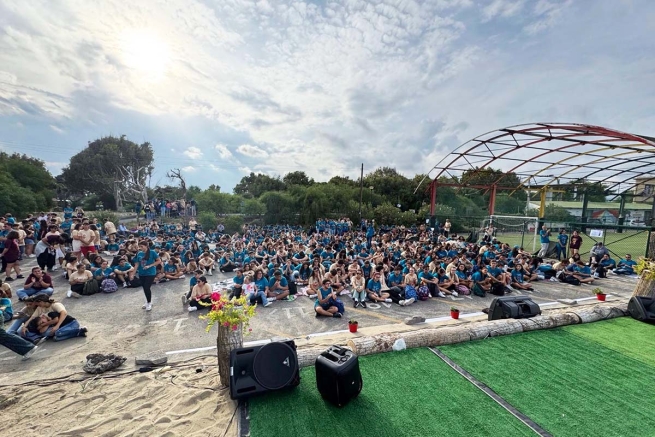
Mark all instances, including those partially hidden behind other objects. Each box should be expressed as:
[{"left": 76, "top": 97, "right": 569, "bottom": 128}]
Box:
[
  {"left": 0, "top": 153, "right": 55, "bottom": 216},
  {"left": 259, "top": 191, "right": 297, "bottom": 224},
  {"left": 60, "top": 136, "right": 154, "bottom": 209},
  {"left": 544, "top": 204, "right": 575, "bottom": 221},
  {"left": 283, "top": 171, "right": 314, "bottom": 187},
  {"left": 233, "top": 172, "right": 285, "bottom": 197},
  {"left": 167, "top": 168, "right": 188, "bottom": 199}
]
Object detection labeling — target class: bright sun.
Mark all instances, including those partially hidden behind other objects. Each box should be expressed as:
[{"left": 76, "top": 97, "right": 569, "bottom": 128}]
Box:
[{"left": 121, "top": 29, "right": 170, "bottom": 81}]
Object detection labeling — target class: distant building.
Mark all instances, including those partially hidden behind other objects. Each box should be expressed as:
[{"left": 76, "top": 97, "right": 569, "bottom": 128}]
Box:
[
  {"left": 634, "top": 176, "right": 655, "bottom": 203},
  {"left": 548, "top": 201, "right": 652, "bottom": 223}
]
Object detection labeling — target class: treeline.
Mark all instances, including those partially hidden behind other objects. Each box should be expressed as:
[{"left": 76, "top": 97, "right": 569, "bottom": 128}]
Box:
[{"left": 4, "top": 135, "right": 601, "bottom": 231}]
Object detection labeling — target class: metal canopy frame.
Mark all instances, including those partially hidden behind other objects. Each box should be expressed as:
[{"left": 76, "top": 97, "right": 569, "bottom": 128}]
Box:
[{"left": 422, "top": 122, "right": 655, "bottom": 216}]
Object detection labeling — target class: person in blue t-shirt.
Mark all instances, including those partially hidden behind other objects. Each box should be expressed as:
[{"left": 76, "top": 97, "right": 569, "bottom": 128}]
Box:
[
  {"left": 229, "top": 269, "right": 244, "bottom": 299},
  {"left": 133, "top": 241, "right": 162, "bottom": 311},
  {"left": 510, "top": 264, "right": 533, "bottom": 291},
  {"left": 556, "top": 229, "right": 568, "bottom": 260},
  {"left": 367, "top": 271, "right": 390, "bottom": 303},
  {"left": 93, "top": 260, "right": 115, "bottom": 281},
  {"left": 113, "top": 258, "right": 135, "bottom": 288},
  {"left": 163, "top": 258, "right": 185, "bottom": 281},
  {"left": 314, "top": 278, "right": 343, "bottom": 318},
  {"left": 537, "top": 225, "right": 551, "bottom": 258},
  {"left": 249, "top": 270, "right": 271, "bottom": 307},
  {"left": 614, "top": 254, "right": 637, "bottom": 275},
  {"left": 268, "top": 270, "right": 291, "bottom": 301}
]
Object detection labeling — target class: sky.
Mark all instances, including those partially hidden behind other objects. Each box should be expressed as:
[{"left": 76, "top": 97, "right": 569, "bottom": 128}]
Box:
[{"left": 0, "top": 0, "right": 654, "bottom": 192}]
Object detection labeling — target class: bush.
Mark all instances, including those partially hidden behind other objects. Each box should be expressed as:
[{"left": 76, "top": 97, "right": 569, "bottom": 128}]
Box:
[
  {"left": 222, "top": 215, "right": 244, "bottom": 233},
  {"left": 198, "top": 212, "right": 218, "bottom": 231},
  {"left": 87, "top": 211, "right": 119, "bottom": 225}
]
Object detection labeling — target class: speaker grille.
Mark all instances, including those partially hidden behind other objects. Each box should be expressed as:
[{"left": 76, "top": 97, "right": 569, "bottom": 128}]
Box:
[{"left": 253, "top": 342, "right": 298, "bottom": 390}]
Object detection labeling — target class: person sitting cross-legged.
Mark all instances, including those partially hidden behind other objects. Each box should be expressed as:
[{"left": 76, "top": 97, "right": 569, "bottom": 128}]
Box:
[
  {"left": 163, "top": 258, "right": 186, "bottom": 281},
  {"left": 16, "top": 267, "right": 54, "bottom": 301},
  {"left": 67, "top": 263, "right": 93, "bottom": 298},
  {"left": 367, "top": 271, "right": 391, "bottom": 303},
  {"left": 314, "top": 278, "right": 343, "bottom": 318},
  {"left": 268, "top": 270, "right": 291, "bottom": 301},
  {"left": 113, "top": 257, "right": 136, "bottom": 287},
  {"left": 613, "top": 254, "right": 637, "bottom": 275},
  {"left": 187, "top": 276, "right": 212, "bottom": 312},
  {"left": 510, "top": 264, "right": 534, "bottom": 291}
]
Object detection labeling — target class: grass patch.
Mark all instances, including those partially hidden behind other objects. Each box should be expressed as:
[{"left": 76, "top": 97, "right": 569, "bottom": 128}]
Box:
[
  {"left": 440, "top": 322, "right": 655, "bottom": 437},
  {"left": 249, "top": 348, "right": 533, "bottom": 437},
  {"left": 563, "top": 317, "right": 655, "bottom": 367}
]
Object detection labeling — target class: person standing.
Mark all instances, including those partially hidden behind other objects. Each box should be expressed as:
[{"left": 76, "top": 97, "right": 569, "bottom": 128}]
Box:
[
  {"left": 133, "top": 241, "right": 161, "bottom": 311},
  {"left": 569, "top": 230, "right": 583, "bottom": 256},
  {"left": 537, "top": 225, "right": 551, "bottom": 258},
  {"left": 556, "top": 229, "right": 568, "bottom": 260}
]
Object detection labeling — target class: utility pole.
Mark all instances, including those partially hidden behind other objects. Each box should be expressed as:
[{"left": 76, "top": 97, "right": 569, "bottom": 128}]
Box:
[{"left": 358, "top": 163, "right": 364, "bottom": 224}]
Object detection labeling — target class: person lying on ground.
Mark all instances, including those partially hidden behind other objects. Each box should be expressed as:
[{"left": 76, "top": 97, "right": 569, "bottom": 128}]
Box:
[
  {"left": 20, "top": 295, "right": 69, "bottom": 343},
  {"left": 27, "top": 310, "right": 87, "bottom": 342}
]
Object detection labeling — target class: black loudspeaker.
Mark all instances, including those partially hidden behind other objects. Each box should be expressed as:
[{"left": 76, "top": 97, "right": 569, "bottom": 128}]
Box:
[
  {"left": 628, "top": 296, "right": 655, "bottom": 324},
  {"left": 229, "top": 340, "right": 300, "bottom": 400},
  {"left": 315, "top": 345, "right": 362, "bottom": 407},
  {"left": 488, "top": 295, "right": 541, "bottom": 321}
]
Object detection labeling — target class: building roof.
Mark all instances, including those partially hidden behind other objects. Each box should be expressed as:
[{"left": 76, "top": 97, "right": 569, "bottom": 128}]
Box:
[{"left": 549, "top": 201, "right": 653, "bottom": 210}]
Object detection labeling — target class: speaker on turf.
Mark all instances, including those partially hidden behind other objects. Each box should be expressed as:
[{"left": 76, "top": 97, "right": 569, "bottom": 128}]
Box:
[
  {"left": 488, "top": 295, "right": 541, "bottom": 321},
  {"left": 229, "top": 340, "right": 300, "bottom": 400},
  {"left": 628, "top": 296, "right": 655, "bottom": 323},
  {"left": 315, "top": 345, "right": 362, "bottom": 407}
]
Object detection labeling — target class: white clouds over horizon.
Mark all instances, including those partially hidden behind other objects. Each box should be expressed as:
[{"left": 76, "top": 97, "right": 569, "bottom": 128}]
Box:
[{"left": 0, "top": 0, "right": 654, "bottom": 190}]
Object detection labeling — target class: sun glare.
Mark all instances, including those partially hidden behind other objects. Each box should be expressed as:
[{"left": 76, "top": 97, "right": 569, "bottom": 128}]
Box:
[{"left": 121, "top": 29, "right": 170, "bottom": 81}]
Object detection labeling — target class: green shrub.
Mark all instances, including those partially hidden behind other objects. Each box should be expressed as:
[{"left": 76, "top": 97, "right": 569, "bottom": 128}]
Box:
[
  {"left": 87, "top": 211, "right": 119, "bottom": 225},
  {"left": 198, "top": 212, "right": 218, "bottom": 230},
  {"left": 223, "top": 215, "right": 244, "bottom": 233}
]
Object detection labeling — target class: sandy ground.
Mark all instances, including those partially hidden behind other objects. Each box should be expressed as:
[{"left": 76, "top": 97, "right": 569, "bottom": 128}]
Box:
[{"left": 0, "top": 355, "right": 237, "bottom": 437}]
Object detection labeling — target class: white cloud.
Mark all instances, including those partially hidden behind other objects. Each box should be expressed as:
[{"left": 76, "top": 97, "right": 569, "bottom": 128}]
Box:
[
  {"left": 0, "top": 0, "right": 653, "bottom": 190},
  {"left": 182, "top": 166, "right": 196, "bottom": 172},
  {"left": 183, "top": 146, "right": 203, "bottom": 159},
  {"left": 236, "top": 144, "right": 269, "bottom": 159},
  {"left": 49, "top": 125, "right": 65, "bottom": 134},
  {"left": 209, "top": 164, "right": 220, "bottom": 172},
  {"left": 215, "top": 144, "right": 234, "bottom": 160},
  {"left": 239, "top": 166, "right": 254, "bottom": 174}
]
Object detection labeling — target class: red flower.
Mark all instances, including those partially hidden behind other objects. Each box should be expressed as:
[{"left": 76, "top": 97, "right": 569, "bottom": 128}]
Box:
[
  {"left": 223, "top": 322, "right": 230, "bottom": 327},
  {"left": 232, "top": 324, "right": 238, "bottom": 331},
  {"left": 211, "top": 292, "right": 221, "bottom": 301}
]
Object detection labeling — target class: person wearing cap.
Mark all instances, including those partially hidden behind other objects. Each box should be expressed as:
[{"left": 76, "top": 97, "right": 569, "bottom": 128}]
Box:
[{"left": 268, "top": 270, "right": 292, "bottom": 301}]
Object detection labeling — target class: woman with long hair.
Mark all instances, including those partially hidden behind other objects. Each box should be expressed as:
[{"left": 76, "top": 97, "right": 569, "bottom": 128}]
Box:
[
  {"left": 2, "top": 231, "right": 22, "bottom": 282},
  {"left": 133, "top": 240, "right": 161, "bottom": 311}
]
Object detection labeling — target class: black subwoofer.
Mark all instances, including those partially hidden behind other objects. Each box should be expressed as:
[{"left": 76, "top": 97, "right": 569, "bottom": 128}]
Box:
[
  {"left": 628, "top": 296, "right": 655, "bottom": 324},
  {"left": 488, "top": 295, "right": 541, "bottom": 321},
  {"left": 229, "top": 340, "right": 300, "bottom": 400}
]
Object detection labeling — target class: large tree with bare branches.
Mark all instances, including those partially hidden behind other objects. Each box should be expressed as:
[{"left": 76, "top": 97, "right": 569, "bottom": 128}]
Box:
[{"left": 60, "top": 135, "right": 154, "bottom": 210}]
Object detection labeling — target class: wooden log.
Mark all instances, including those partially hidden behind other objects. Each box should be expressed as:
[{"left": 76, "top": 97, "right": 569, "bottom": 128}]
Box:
[{"left": 632, "top": 272, "right": 655, "bottom": 298}]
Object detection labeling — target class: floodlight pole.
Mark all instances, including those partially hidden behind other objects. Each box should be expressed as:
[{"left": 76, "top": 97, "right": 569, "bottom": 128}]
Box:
[{"left": 358, "top": 163, "right": 364, "bottom": 223}]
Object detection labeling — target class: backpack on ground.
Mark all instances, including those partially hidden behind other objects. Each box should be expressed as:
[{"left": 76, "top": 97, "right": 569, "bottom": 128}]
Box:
[
  {"left": 101, "top": 278, "right": 118, "bottom": 293},
  {"left": 417, "top": 285, "right": 430, "bottom": 301},
  {"left": 82, "top": 279, "right": 100, "bottom": 296}
]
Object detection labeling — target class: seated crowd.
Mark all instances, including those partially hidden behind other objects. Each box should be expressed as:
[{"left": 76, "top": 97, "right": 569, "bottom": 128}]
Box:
[{"left": 0, "top": 206, "right": 637, "bottom": 359}]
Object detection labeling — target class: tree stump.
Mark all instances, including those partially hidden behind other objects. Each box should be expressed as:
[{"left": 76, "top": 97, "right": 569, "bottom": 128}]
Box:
[
  {"left": 217, "top": 324, "right": 243, "bottom": 387},
  {"left": 632, "top": 271, "right": 655, "bottom": 298}
]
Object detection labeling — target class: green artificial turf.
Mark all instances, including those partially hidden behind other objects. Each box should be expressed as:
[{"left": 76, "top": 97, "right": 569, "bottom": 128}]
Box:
[
  {"left": 440, "top": 323, "right": 655, "bottom": 437},
  {"left": 563, "top": 317, "right": 655, "bottom": 367},
  {"left": 248, "top": 348, "right": 533, "bottom": 437}
]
